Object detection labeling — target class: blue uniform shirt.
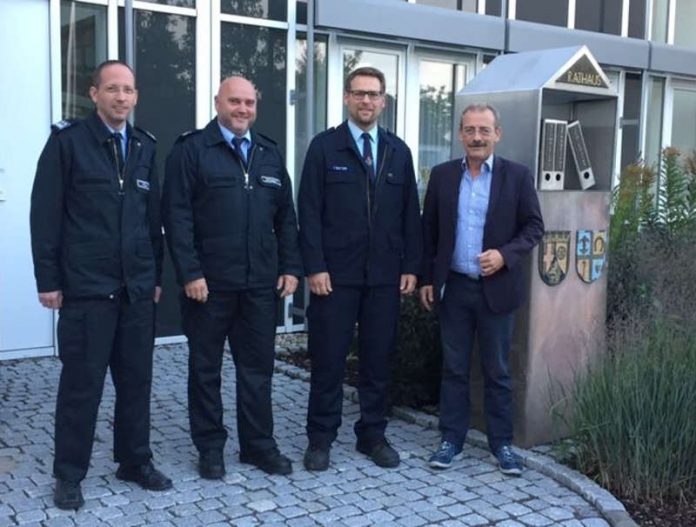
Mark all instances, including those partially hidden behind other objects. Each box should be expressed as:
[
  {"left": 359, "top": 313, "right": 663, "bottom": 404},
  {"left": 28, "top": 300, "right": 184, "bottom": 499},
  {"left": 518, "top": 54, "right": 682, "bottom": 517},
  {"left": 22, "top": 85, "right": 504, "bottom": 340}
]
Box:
[
  {"left": 450, "top": 155, "right": 494, "bottom": 278},
  {"left": 218, "top": 122, "right": 252, "bottom": 162},
  {"left": 347, "top": 119, "right": 378, "bottom": 172}
]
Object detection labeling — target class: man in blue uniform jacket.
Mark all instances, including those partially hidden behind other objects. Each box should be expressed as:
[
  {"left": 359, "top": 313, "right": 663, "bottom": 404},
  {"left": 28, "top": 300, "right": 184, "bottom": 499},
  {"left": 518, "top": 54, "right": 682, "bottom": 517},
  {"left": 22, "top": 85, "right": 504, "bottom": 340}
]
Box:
[
  {"left": 298, "top": 67, "right": 423, "bottom": 471},
  {"left": 30, "top": 60, "right": 172, "bottom": 511},
  {"left": 163, "top": 77, "right": 302, "bottom": 478},
  {"left": 420, "top": 104, "right": 544, "bottom": 475}
]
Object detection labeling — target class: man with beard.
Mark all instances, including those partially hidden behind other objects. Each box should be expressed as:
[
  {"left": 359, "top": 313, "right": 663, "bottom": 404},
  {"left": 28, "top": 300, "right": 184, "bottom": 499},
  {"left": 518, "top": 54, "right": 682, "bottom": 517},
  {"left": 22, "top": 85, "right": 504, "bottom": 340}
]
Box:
[
  {"left": 298, "top": 67, "right": 422, "bottom": 471},
  {"left": 30, "top": 60, "right": 172, "bottom": 510},
  {"left": 163, "top": 76, "right": 301, "bottom": 478},
  {"left": 420, "top": 104, "right": 544, "bottom": 475}
]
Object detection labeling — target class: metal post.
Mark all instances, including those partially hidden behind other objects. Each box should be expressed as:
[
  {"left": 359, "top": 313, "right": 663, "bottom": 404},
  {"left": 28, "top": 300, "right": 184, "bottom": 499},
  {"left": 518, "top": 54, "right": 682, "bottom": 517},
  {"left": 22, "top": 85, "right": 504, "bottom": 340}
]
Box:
[
  {"left": 125, "top": 0, "right": 134, "bottom": 123},
  {"left": 306, "top": 0, "right": 315, "bottom": 142}
]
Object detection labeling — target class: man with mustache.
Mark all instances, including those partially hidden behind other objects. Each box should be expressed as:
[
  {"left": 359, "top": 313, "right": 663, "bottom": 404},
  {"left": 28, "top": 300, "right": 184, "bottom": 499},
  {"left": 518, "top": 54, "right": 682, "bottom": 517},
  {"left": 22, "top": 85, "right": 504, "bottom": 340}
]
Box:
[
  {"left": 163, "top": 76, "right": 301, "bottom": 478},
  {"left": 420, "top": 104, "right": 543, "bottom": 475},
  {"left": 298, "top": 67, "right": 422, "bottom": 471},
  {"left": 30, "top": 60, "right": 172, "bottom": 510}
]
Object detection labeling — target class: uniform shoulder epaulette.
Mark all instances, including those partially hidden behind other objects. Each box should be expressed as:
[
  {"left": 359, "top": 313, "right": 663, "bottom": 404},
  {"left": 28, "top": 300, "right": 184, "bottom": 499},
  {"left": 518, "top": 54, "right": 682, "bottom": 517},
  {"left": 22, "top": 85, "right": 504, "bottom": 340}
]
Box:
[
  {"left": 134, "top": 125, "right": 157, "bottom": 142},
  {"left": 175, "top": 129, "right": 202, "bottom": 143},
  {"left": 51, "top": 119, "right": 77, "bottom": 133}
]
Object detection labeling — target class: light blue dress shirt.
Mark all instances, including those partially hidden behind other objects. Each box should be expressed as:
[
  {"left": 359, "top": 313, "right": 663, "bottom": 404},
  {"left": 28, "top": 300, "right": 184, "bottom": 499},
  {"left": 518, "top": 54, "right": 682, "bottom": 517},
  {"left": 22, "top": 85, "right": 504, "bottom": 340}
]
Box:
[
  {"left": 218, "top": 122, "right": 252, "bottom": 162},
  {"left": 347, "top": 120, "right": 378, "bottom": 172},
  {"left": 450, "top": 155, "right": 494, "bottom": 278}
]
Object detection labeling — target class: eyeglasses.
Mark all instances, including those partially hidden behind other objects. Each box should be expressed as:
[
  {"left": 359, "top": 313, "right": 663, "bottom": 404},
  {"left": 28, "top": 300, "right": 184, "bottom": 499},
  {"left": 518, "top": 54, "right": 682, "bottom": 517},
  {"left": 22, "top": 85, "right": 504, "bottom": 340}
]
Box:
[
  {"left": 461, "top": 126, "right": 495, "bottom": 137},
  {"left": 348, "top": 90, "right": 384, "bottom": 101}
]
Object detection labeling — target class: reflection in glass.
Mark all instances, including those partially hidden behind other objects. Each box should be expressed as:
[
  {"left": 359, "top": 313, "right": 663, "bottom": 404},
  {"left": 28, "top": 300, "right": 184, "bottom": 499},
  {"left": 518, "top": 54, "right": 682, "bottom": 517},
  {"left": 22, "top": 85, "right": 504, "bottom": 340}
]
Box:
[
  {"left": 221, "top": 0, "right": 287, "bottom": 21},
  {"left": 645, "top": 77, "right": 664, "bottom": 168},
  {"left": 650, "top": 0, "right": 669, "bottom": 43},
  {"left": 628, "top": 0, "right": 646, "bottom": 38},
  {"left": 60, "top": 1, "right": 107, "bottom": 119},
  {"left": 620, "top": 74, "right": 642, "bottom": 168},
  {"left": 221, "top": 23, "right": 287, "bottom": 157},
  {"left": 141, "top": 0, "right": 195, "bottom": 6},
  {"left": 675, "top": 0, "right": 696, "bottom": 48},
  {"left": 415, "top": 0, "right": 477, "bottom": 12},
  {"left": 417, "top": 61, "right": 466, "bottom": 203},
  {"left": 119, "top": 9, "right": 196, "bottom": 337},
  {"left": 419, "top": 61, "right": 454, "bottom": 189},
  {"left": 486, "top": 0, "right": 502, "bottom": 16},
  {"left": 295, "top": 37, "right": 328, "bottom": 186},
  {"left": 575, "top": 0, "right": 622, "bottom": 35},
  {"left": 516, "top": 0, "right": 568, "bottom": 27},
  {"left": 343, "top": 49, "right": 399, "bottom": 132},
  {"left": 671, "top": 89, "right": 696, "bottom": 156}
]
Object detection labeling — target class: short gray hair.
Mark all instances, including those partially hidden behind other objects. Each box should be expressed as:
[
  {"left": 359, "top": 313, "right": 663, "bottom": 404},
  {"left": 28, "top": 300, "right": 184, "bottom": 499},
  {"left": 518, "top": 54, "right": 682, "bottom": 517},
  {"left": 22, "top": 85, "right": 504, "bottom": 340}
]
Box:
[{"left": 459, "top": 103, "right": 501, "bottom": 130}]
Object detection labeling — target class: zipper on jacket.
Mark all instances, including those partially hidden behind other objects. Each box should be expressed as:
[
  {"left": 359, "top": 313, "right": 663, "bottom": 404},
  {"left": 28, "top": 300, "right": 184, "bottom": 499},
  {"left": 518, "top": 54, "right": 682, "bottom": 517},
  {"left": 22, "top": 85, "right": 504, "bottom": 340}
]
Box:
[
  {"left": 240, "top": 145, "right": 256, "bottom": 189},
  {"left": 111, "top": 136, "right": 125, "bottom": 192}
]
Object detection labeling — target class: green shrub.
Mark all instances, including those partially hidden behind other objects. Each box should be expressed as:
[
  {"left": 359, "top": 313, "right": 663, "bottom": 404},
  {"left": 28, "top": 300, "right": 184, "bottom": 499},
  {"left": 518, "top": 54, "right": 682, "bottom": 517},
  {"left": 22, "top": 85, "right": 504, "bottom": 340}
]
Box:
[
  {"left": 555, "top": 148, "right": 696, "bottom": 505},
  {"left": 554, "top": 317, "right": 696, "bottom": 503},
  {"left": 389, "top": 294, "right": 442, "bottom": 409}
]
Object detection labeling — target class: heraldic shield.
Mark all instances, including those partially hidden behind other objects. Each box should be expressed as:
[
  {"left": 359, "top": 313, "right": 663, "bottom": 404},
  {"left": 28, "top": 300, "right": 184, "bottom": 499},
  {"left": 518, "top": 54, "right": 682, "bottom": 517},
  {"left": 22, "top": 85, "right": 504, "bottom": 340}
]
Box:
[
  {"left": 576, "top": 230, "right": 607, "bottom": 283},
  {"left": 539, "top": 231, "right": 571, "bottom": 286}
]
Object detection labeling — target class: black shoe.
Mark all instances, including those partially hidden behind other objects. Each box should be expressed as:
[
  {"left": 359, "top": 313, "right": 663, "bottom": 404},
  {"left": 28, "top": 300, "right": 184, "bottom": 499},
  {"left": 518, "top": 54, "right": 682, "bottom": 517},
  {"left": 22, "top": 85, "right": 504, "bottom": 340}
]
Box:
[
  {"left": 239, "top": 448, "right": 293, "bottom": 475},
  {"left": 115, "top": 461, "right": 173, "bottom": 491},
  {"left": 356, "top": 438, "right": 400, "bottom": 468},
  {"left": 303, "top": 444, "right": 330, "bottom": 472},
  {"left": 54, "top": 479, "right": 84, "bottom": 510},
  {"left": 198, "top": 449, "right": 226, "bottom": 480}
]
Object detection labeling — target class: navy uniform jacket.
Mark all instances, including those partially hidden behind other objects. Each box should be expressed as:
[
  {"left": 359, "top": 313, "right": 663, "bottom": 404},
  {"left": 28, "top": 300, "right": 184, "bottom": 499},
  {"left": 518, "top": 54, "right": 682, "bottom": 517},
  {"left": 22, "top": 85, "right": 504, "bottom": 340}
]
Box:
[
  {"left": 162, "top": 119, "right": 302, "bottom": 291},
  {"left": 421, "top": 156, "right": 544, "bottom": 314},
  {"left": 298, "top": 121, "right": 422, "bottom": 286},
  {"left": 30, "top": 111, "right": 163, "bottom": 301}
]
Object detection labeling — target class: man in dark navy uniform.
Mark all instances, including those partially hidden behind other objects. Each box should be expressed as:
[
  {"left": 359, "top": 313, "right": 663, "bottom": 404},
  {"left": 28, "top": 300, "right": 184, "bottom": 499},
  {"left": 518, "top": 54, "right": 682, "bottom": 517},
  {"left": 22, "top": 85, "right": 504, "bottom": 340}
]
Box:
[
  {"left": 163, "top": 76, "right": 301, "bottom": 478},
  {"left": 298, "top": 67, "right": 422, "bottom": 471},
  {"left": 30, "top": 60, "right": 172, "bottom": 511}
]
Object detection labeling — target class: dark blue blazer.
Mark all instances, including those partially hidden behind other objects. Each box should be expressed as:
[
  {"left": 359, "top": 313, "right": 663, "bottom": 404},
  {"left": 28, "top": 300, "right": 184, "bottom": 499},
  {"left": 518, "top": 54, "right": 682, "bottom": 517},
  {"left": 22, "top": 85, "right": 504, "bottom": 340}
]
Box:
[
  {"left": 298, "top": 121, "right": 422, "bottom": 286},
  {"left": 421, "top": 156, "right": 544, "bottom": 314}
]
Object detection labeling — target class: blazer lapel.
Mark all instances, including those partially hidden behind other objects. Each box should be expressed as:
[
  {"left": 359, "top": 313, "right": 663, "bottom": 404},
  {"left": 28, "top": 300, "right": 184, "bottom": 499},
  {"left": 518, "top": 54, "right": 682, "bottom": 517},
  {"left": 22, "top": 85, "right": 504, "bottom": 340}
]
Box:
[
  {"left": 485, "top": 156, "right": 504, "bottom": 225},
  {"left": 447, "top": 159, "right": 463, "bottom": 231}
]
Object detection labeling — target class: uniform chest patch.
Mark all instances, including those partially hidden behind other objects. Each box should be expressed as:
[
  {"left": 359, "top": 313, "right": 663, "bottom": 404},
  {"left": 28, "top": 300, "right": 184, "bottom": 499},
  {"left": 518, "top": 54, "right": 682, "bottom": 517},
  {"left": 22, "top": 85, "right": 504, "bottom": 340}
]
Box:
[
  {"left": 136, "top": 179, "right": 150, "bottom": 190},
  {"left": 260, "top": 175, "right": 281, "bottom": 188},
  {"left": 331, "top": 165, "right": 349, "bottom": 171}
]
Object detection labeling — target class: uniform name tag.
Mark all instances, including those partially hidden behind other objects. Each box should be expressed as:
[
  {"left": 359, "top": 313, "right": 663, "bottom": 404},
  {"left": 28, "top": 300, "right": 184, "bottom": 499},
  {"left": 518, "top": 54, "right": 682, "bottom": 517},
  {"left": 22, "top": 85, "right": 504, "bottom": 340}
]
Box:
[
  {"left": 331, "top": 165, "right": 349, "bottom": 171},
  {"left": 136, "top": 179, "right": 150, "bottom": 190},
  {"left": 260, "top": 175, "right": 281, "bottom": 188}
]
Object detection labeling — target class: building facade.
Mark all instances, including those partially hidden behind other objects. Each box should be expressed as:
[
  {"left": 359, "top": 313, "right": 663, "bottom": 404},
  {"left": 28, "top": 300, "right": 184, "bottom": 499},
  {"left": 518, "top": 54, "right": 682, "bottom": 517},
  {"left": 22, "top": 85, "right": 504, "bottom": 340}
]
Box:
[{"left": 1, "top": 0, "right": 695, "bottom": 360}]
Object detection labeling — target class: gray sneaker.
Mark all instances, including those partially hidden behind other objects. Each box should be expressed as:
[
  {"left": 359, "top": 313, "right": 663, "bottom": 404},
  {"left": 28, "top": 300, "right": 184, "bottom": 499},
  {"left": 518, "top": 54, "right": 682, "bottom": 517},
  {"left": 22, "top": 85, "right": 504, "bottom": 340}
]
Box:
[{"left": 428, "top": 441, "right": 463, "bottom": 469}]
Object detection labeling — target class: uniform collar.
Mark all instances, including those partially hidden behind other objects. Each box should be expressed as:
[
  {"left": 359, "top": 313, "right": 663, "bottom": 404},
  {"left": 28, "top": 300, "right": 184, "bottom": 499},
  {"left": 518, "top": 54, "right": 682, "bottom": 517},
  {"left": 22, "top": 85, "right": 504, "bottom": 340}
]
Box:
[{"left": 217, "top": 120, "right": 251, "bottom": 145}]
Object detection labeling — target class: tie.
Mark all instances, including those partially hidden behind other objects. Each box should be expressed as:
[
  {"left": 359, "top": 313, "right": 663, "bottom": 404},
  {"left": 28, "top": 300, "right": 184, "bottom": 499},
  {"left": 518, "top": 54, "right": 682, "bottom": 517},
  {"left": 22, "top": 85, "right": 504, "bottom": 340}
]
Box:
[
  {"left": 232, "top": 136, "right": 247, "bottom": 169},
  {"left": 361, "top": 132, "right": 376, "bottom": 182},
  {"left": 112, "top": 132, "right": 125, "bottom": 164}
]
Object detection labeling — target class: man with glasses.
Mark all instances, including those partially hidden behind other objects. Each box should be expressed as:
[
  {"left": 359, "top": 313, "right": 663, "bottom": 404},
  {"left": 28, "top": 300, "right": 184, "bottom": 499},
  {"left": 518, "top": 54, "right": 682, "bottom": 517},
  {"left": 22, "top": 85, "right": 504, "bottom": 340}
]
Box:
[
  {"left": 298, "top": 67, "right": 422, "bottom": 471},
  {"left": 420, "top": 104, "right": 543, "bottom": 475},
  {"left": 30, "top": 60, "right": 172, "bottom": 510}
]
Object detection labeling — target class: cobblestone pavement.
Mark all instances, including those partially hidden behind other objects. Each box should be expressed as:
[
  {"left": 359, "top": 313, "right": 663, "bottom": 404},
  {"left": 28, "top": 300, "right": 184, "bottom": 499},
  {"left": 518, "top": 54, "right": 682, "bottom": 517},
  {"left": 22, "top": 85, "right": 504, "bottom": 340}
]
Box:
[{"left": 0, "top": 343, "right": 613, "bottom": 527}]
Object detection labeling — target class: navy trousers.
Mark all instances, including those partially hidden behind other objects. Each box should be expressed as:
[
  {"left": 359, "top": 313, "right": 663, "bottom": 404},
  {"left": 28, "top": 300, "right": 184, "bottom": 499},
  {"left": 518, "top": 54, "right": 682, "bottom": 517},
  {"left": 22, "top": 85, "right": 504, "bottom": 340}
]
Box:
[
  {"left": 182, "top": 288, "right": 278, "bottom": 458},
  {"left": 54, "top": 295, "right": 154, "bottom": 482},
  {"left": 438, "top": 272, "right": 515, "bottom": 452},
  {"left": 306, "top": 285, "right": 400, "bottom": 447}
]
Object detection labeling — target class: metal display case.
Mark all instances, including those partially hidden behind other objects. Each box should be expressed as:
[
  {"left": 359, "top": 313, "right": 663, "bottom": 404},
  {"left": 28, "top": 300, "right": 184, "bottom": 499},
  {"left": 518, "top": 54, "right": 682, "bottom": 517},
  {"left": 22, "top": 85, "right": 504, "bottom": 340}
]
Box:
[{"left": 453, "top": 46, "right": 616, "bottom": 446}]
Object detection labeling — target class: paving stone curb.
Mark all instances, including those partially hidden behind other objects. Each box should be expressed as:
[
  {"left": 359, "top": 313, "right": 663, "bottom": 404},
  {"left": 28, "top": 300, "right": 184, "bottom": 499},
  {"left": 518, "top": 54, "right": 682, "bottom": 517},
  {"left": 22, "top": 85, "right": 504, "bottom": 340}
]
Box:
[{"left": 273, "top": 359, "right": 638, "bottom": 527}]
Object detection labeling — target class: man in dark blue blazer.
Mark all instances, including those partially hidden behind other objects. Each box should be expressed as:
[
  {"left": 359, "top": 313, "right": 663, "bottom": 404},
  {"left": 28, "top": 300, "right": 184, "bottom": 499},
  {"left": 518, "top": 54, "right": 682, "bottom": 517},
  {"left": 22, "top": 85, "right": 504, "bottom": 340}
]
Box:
[
  {"left": 298, "top": 67, "right": 422, "bottom": 471},
  {"left": 420, "top": 104, "right": 543, "bottom": 475}
]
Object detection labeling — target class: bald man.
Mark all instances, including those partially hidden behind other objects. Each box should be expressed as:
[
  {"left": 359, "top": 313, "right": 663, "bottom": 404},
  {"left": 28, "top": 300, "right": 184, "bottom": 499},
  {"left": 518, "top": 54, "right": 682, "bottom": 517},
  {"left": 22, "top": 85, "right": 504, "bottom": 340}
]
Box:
[{"left": 163, "top": 77, "right": 302, "bottom": 477}]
